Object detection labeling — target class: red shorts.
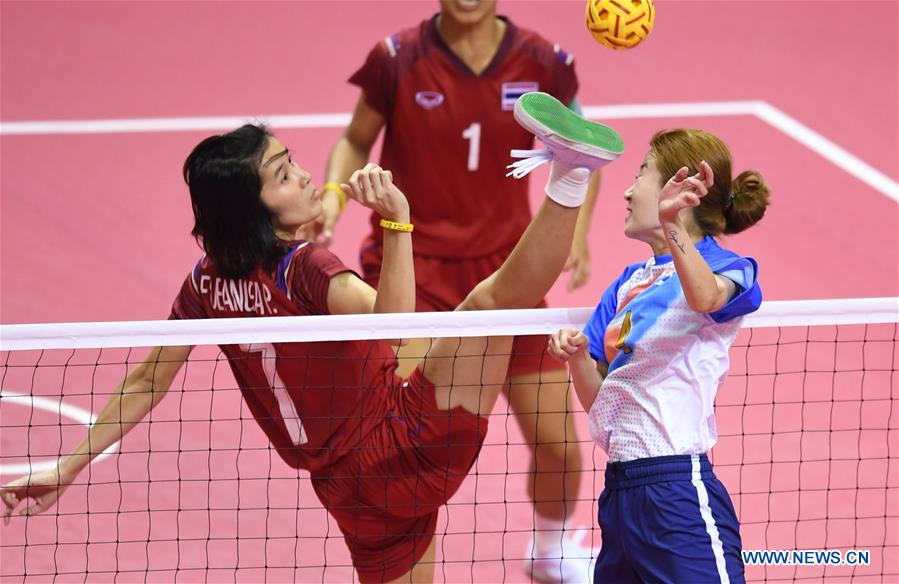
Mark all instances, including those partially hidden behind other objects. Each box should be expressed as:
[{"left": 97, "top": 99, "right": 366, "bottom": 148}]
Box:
[
  {"left": 360, "top": 239, "right": 564, "bottom": 377},
  {"left": 310, "top": 367, "right": 488, "bottom": 583}
]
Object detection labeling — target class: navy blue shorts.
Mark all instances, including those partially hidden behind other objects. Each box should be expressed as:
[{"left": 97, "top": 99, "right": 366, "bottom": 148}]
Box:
[{"left": 595, "top": 454, "right": 745, "bottom": 584}]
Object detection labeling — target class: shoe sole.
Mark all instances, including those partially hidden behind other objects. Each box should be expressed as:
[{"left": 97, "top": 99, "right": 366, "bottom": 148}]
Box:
[{"left": 514, "top": 92, "right": 624, "bottom": 159}]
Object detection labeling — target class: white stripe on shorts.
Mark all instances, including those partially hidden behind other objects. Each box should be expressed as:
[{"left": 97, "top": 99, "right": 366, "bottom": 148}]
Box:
[{"left": 691, "top": 454, "right": 730, "bottom": 583}]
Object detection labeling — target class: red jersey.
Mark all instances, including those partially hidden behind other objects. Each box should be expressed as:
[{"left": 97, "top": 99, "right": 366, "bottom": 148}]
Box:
[
  {"left": 350, "top": 15, "right": 579, "bottom": 258},
  {"left": 169, "top": 243, "right": 399, "bottom": 474}
]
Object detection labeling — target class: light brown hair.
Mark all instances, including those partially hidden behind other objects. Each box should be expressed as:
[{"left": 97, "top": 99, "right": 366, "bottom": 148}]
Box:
[{"left": 650, "top": 129, "right": 770, "bottom": 235}]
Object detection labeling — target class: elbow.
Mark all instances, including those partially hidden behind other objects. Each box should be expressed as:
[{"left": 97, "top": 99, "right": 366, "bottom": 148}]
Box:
[
  {"left": 372, "top": 292, "right": 416, "bottom": 315},
  {"left": 686, "top": 291, "right": 727, "bottom": 314},
  {"left": 574, "top": 382, "right": 601, "bottom": 413},
  {"left": 686, "top": 298, "right": 716, "bottom": 314},
  {"left": 132, "top": 364, "right": 171, "bottom": 402},
  {"left": 458, "top": 282, "right": 499, "bottom": 312},
  {"left": 341, "top": 134, "right": 374, "bottom": 159}
]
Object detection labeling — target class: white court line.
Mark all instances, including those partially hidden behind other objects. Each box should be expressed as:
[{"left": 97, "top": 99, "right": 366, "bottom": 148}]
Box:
[
  {"left": 582, "top": 101, "right": 898, "bottom": 203},
  {"left": 581, "top": 100, "right": 763, "bottom": 119},
  {"left": 0, "top": 113, "right": 352, "bottom": 134},
  {"left": 0, "top": 390, "right": 119, "bottom": 475},
  {"left": 749, "top": 102, "right": 899, "bottom": 203},
  {"left": 1, "top": 101, "right": 896, "bottom": 202}
]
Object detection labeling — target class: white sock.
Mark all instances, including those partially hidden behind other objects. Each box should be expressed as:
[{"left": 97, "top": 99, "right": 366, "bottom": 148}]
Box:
[
  {"left": 533, "top": 515, "right": 565, "bottom": 557},
  {"left": 545, "top": 161, "right": 591, "bottom": 208}
]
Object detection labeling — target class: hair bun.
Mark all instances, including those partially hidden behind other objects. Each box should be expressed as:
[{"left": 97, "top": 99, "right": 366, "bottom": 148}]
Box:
[{"left": 725, "top": 171, "right": 770, "bottom": 234}]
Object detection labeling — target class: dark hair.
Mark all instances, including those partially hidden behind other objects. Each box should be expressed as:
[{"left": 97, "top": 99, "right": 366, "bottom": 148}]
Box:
[
  {"left": 650, "top": 129, "right": 770, "bottom": 235},
  {"left": 182, "top": 124, "right": 280, "bottom": 278}
]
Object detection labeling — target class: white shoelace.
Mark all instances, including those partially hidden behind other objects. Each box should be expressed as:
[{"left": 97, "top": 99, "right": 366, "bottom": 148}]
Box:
[{"left": 506, "top": 148, "right": 553, "bottom": 178}]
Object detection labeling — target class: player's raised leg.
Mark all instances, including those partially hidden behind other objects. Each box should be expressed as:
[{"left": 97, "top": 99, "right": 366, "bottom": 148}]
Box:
[
  {"left": 388, "top": 94, "right": 622, "bottom": 584},
  {"left": 421, "top": 92, "right": 623, "bottom": 416},
  {"left": 384, "top": 538, "right": 436, "bottom": 584}
]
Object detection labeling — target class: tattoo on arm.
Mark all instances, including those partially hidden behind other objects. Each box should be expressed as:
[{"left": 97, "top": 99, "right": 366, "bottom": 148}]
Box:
[{"left": 668, "top": 230, "right": 686, "bottom": 255}]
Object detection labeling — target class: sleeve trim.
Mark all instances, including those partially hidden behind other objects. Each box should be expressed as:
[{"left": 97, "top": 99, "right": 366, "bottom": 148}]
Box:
[
  {"left": 279, "top": 242, "right": 310, "bottom": 301},
  {"left": 552, "top": 43, "right": 575, "bottom": 65},
  {"left": 190, "top": 256, "right": 206, "bottom": 294}
]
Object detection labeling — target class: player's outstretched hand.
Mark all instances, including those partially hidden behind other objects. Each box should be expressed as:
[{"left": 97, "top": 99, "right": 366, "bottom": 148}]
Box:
[
  {"left": 342, "top": 163, "right": 410, "bottom": 224},
  {"left": 1, "top": 467, "right": 73, "bottom": 525},
  {"left": 658, "top": 160, "right": 714, "bottom": 225},
  {"left": 548, "top": 328, "right": 590, "bottom": 363}
]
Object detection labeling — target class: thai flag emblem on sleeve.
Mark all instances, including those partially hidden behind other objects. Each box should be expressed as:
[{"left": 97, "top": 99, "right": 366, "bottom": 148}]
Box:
[{"left": 501, "top": 81, "right": 539, "bottom": 111}]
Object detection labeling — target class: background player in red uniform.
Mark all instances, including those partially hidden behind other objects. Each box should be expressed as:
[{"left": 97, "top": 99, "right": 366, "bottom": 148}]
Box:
[
  {"left": 2, "top": 111, "right": 620, "bottom": 583},
  {"left": 319, "top": 2, "right": 600, "bottom": 579}
]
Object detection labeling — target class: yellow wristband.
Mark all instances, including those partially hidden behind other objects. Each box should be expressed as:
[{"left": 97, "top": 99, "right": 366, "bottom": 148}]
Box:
[
  {"left": 322, "top": 182, "right": 346, "bottom": 211},
  {"left": 379, "top": 219, "right": 414, "bottom": 233}
]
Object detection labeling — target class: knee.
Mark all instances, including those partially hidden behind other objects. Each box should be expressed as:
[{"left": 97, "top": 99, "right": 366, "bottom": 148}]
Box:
[{"left": 458, "top": 278, "right": 499, "bottom": 312}]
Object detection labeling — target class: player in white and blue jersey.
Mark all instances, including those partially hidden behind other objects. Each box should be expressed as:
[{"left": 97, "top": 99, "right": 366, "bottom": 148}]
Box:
[{"left": 548, "top": 128, "right": 771, "bottom": 583}]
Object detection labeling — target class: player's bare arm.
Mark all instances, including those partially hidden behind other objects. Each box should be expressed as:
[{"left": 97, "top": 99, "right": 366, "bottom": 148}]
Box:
[{"left": 1, "top": 345, "right": 192, "bottom": 524}]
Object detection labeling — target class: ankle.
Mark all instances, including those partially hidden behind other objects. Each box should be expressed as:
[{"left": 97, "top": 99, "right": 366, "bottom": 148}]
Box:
[{"left": 545, "top": 162, "right": 591, "bottom": 207}]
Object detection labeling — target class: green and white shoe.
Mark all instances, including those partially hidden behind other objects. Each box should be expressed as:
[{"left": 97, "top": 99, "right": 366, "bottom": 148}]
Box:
[{"left": 508, "top": 92, "right": 624, "bottom": 178}]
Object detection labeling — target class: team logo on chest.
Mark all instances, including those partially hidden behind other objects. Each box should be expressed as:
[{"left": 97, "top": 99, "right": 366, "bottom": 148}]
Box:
[
  {"left": 415, "top": 91, "right": 445, "bottom": 109},
  {"left": 501, "top": 81, "right": 539, "bottom": 110}
]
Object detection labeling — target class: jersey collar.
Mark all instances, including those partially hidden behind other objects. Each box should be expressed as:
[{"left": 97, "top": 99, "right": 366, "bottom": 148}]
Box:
[{"left": 427, "top": 13, "right": 517, "bottom": 78}]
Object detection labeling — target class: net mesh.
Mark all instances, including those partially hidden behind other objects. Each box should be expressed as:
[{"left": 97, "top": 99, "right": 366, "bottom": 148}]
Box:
[{"left": 1, "top": 298, "right": 896, "bottom": 583}]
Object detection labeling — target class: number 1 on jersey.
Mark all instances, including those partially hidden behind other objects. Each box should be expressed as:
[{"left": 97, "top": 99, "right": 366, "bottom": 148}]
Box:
[{"left": 462, "top": 122, "right": 481, "bottom": 171}]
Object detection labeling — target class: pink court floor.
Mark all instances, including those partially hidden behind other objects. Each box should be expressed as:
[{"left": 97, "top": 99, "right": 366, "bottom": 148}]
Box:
[{"left": 1, "top": 2, "right": 897, "bottom": 582}]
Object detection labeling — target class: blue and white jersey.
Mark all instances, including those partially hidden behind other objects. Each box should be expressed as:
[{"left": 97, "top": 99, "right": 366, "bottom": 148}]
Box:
[{"left": 583, "top": 236, "right": 762, "bottom": 462}]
